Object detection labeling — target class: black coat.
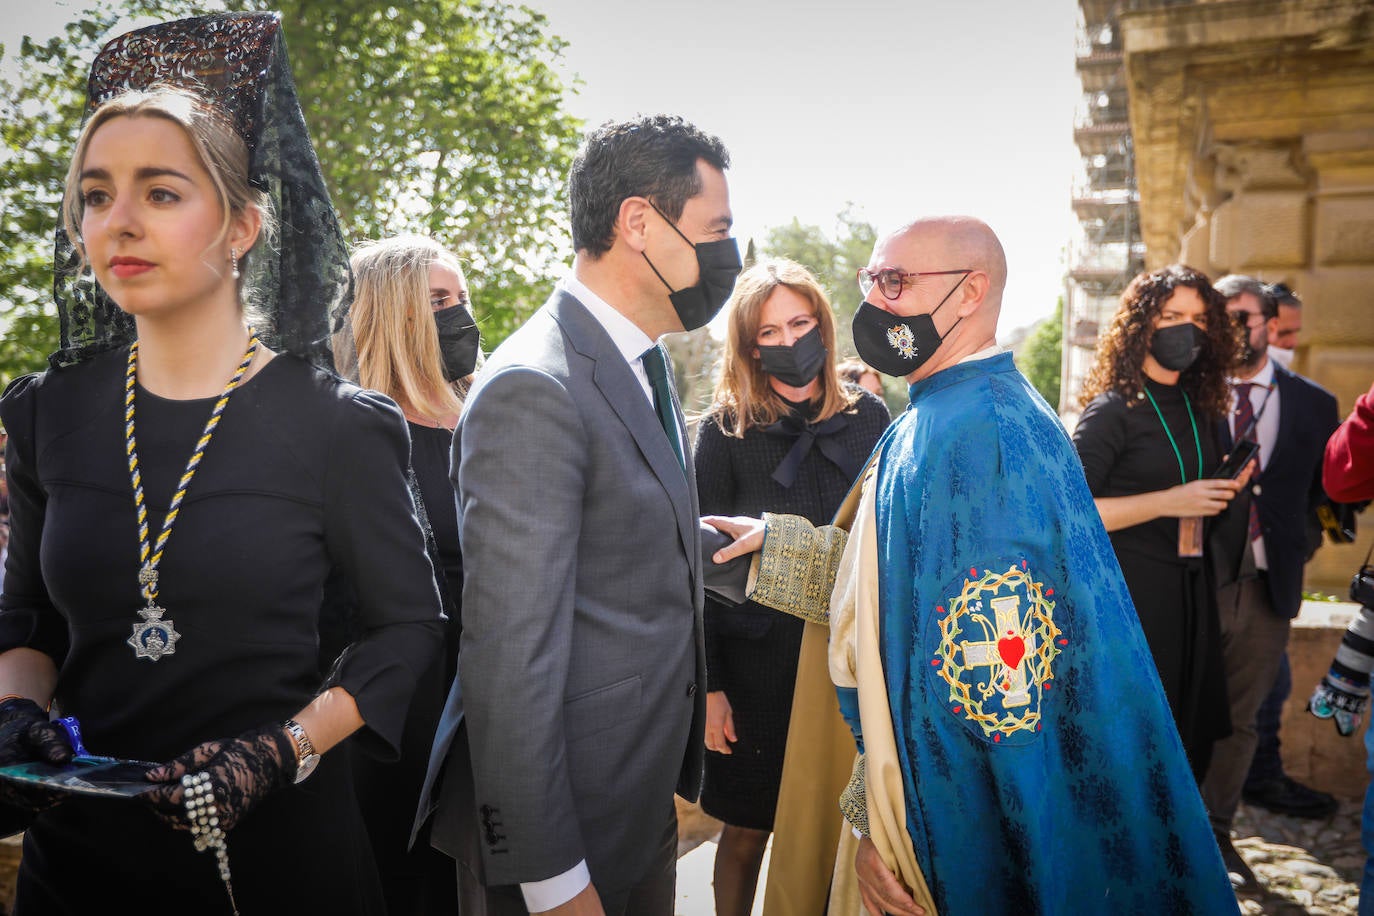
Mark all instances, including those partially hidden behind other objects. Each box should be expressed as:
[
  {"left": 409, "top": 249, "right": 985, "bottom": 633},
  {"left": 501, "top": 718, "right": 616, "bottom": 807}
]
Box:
[{"left": 1213, "top": 362, "right": 1340, "bottom": 619}]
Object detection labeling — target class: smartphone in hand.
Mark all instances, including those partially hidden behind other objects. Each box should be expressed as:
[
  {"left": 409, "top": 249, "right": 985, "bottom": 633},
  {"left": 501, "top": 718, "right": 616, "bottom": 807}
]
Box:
[{"left": 1212, "top": 439, "right": 1260, "bottom": 479}]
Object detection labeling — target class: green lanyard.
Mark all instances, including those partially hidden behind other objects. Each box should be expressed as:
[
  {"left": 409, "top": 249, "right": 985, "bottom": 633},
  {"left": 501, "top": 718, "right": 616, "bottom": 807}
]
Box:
[{"left": 1144, "top": 386, "right": 1202, "bottom": 484}]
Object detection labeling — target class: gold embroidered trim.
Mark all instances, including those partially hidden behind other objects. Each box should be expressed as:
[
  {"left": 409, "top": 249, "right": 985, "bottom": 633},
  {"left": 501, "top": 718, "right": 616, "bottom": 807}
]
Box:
[
  {"left": 839, "top": 753, "right": 868, "bottom": 836},
  {"left": 745, "top": 513, "right": 847, "bottom": 625}
]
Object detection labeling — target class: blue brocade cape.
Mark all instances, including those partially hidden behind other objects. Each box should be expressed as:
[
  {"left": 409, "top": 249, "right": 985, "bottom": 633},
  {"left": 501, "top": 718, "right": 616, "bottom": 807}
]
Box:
[{"left": 848, "top": 353, "right": 1237, "bottom": 915}]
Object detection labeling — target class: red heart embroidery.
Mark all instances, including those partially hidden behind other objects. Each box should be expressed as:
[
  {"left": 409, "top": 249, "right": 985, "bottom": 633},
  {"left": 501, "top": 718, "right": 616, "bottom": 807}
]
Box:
[{"left": 997, "top": 632, "right": 1025, "bottom": 670}]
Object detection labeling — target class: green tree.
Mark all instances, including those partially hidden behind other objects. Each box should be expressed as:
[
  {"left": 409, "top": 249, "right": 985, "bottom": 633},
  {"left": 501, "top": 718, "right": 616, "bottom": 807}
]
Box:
[
  {"left": 1017, "top": 296, "right": 1064, "bottom": 411},
  {"left": 261, "top": 0, "right": 581, "bottom": 344},
  {"left": 0, "top": 0, "right": 581, "bottom": 389},
  {"left": 663, "top": 327, "right": 721, "bottom": 420}
]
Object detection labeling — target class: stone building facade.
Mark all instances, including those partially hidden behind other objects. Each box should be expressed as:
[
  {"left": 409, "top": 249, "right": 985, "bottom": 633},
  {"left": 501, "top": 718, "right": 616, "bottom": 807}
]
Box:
[{"left": 1120, "top": 0, "right": 1374, "bottom": 592}]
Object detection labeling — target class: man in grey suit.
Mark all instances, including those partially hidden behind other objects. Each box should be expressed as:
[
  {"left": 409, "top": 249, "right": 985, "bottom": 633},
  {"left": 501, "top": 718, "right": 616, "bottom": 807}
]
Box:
[{"left": 416, "top": 115, "right": 747, "bottom": 915}]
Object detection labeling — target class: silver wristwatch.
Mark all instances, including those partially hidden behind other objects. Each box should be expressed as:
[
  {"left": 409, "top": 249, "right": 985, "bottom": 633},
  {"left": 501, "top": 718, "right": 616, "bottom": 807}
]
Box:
[{"left": 282, "top": 718, "right": 320, "bottom": 784}]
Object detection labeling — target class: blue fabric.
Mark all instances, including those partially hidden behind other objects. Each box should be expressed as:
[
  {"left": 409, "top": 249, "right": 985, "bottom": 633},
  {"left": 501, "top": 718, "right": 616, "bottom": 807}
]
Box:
[
  {"left": 1362, "top": 725, "right": 1374, "bottom": 916},
  {"left": 836, "top": 686, "right": 863, "bottom": 754},
  {"left": 868, "top": 353, "right": 1237, "bottom": 915}
]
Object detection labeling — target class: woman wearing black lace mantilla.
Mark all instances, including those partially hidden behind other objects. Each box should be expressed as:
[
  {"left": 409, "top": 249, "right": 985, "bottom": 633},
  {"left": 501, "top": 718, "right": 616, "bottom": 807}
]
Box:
[{"left": 0, "top": 13, "right": 443, "bottom": 913}]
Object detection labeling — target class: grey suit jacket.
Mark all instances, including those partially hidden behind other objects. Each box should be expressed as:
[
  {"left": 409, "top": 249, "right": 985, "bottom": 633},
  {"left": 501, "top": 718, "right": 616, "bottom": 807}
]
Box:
[{"left": 413, "top": 289, "right": 748, "bottom": 897}]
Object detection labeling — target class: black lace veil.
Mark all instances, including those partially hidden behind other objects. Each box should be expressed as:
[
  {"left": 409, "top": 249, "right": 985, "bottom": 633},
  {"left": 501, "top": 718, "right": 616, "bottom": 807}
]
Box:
[{"left": 51, "top": 12, "right": 352, "bottom": 372}]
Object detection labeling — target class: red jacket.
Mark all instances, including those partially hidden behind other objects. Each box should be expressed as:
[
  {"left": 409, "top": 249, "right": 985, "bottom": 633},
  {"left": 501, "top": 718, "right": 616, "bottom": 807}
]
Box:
[{"left": 1325, "top": 380, "right": 1374, "bottom": 502}]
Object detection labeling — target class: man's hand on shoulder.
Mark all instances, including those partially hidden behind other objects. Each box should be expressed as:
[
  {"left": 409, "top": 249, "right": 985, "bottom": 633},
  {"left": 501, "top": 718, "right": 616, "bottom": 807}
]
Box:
[
  {"left": 531, "top": 882, "right": 605, "bottom": 916},
  {"left": 855, "top": 836, "right": 924, "bottom": 916},
  {"left": 702, "top": 514, "right": 765, "bottom": 563}
]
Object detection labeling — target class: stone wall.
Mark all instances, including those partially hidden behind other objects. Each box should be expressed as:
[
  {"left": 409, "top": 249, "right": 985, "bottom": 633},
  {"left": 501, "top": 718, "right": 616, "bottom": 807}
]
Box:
[
  {"left": 1121, "top": 0, "right": 1374, "bottom": 595},
  {"left": 1288, "top": 601, "right": 1370, "bottom": 799}
]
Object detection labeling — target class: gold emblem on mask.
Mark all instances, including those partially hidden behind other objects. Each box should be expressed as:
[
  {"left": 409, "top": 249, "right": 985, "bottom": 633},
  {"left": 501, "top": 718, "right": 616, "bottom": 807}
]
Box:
[{"left": 886, "top": 324, "right": 917, "bottom": 359}]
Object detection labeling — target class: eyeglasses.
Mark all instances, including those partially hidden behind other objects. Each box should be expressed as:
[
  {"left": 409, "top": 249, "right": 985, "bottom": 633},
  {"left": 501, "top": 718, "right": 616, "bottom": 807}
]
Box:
[
  {"left": 857, "top": 266, "right": 972, "bottom": 300},
  {"left": 1229, "top": 310, "right": 1264, "bottom": 329}
]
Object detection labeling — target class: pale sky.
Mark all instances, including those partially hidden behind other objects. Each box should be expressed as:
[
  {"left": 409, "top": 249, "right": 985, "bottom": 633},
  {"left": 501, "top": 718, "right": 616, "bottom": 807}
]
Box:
[
  {"left": 3, "top": 0, "right": 1081, "bottom": 333},
  {"left": 529, "top": 0, "right": 1082, "bottom": 333}
]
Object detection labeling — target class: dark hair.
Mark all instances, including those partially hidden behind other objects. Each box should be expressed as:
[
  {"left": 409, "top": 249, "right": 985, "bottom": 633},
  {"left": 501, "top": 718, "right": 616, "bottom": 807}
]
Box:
[
  {"left": 1079, "top": 264, "right": 1235, "bottom": 419},
  {"left": 1267, "top": 281, "right": 1302, "bottom": 309},
  {"left": 836, "top": 358, "right": 877, "bottom": 386},
  {"left": 568, "top": 115, "right": 730, "bottom": 258},
  {"left": 1214, "top": 273, "right": 1277, "bottom": 320}
]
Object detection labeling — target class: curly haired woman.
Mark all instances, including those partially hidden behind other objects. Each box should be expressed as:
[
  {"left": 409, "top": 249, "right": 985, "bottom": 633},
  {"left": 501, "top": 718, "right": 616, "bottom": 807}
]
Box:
[{"left": 1072, "top": 264, "right": 1248, "bottom": 780}]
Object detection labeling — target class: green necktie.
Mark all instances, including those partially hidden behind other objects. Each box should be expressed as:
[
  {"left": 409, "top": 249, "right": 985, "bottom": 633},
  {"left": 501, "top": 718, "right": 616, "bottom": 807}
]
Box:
[{"left": 641, "top": 344, "right": 685, "bottom": 472}]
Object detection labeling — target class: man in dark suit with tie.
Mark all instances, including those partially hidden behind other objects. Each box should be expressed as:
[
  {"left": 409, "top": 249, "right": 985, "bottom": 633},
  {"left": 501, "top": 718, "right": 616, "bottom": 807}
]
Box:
[
  {"left": 1203, "top": 274, "right": 1341, "bottom": 890},
  {"left": 1243, "top": 282, "right": 1341, "bottom": 821},
  {"left": 415, "top": 115, "right": 746, "bottom": 915}
]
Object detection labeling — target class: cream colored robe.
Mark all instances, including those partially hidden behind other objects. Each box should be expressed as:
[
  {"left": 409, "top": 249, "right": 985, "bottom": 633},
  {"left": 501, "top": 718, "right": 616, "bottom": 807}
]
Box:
[{"left": 751, "top": 463, "right": 936, "bottom": 916}]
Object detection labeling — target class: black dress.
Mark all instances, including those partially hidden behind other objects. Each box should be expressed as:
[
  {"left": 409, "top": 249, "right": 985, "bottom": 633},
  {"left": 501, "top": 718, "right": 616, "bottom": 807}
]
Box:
[
  {"left": 693, "top": 386, "right": 888, "bottom": 830},
  {"left": 0, "top": 349, "right": 444, "bottom": 914},
  {"left": 1073, "top": 380, "right": 1231, "bottom": 779},
  {"left": 324, "top": 421, "right": 463, "bottom": 916}
]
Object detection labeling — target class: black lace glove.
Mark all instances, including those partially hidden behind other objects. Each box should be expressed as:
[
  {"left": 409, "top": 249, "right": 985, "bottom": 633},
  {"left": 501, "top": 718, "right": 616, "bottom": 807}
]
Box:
[
  {"left": 0, "top": 698, "right": 74, "bottom": 767},
  {"left": 0, "top": 698, "right": 75, "bottom": 825},
  {"left": 141, "top": 723, "right": 297, "bottom": 832}
]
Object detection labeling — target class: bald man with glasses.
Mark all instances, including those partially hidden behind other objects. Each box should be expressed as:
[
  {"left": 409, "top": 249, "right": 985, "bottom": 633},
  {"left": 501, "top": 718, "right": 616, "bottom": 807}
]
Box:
[{"left": 708, "top": 216, "right": 1238, "bottom": 916}]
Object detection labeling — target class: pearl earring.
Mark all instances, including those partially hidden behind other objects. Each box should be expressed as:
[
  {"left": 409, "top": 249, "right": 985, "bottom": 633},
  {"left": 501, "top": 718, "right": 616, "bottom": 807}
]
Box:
[{"left": 230, "top": 248, "right": 241, "bottom": 280}]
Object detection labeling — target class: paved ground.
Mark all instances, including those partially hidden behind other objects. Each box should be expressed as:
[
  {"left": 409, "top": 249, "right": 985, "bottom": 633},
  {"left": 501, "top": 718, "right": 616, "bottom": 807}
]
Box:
[
  {"left": 677, "top": 835, "right": 767, "bottom": 916},
  {"left": 1232, "top": 794, "right": 1364, "bottom": 914},
  {"left": 0, "top": 793, "right": 1361, "bottom": 914},
  {"left": 674, "top": 796, "right": 1368, "bottom": 915}
]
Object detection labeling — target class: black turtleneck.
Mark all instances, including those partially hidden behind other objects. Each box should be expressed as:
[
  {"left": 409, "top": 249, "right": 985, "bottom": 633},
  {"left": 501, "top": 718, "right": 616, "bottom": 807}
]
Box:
[{"left": 1073, "top": 379, "right": 1225, "bottom": 564}]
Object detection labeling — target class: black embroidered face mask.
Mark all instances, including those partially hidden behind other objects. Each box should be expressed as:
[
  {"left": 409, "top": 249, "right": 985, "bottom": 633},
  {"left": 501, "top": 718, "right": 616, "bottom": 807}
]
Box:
[
  {"left": 757, "top": 324, "right": 827, "bottom": 388},
  {"left": 1149, "top": 322, "right": 1204, "bottom": 372},
  {"left": 433, "top": 304, "right": 480, "bottom": 381},
  {"left": 642, "top": 202, "right": 742, "bottom": 332},
  {"left": 851, "top": 274, "right": 967, "bottom": 377}
]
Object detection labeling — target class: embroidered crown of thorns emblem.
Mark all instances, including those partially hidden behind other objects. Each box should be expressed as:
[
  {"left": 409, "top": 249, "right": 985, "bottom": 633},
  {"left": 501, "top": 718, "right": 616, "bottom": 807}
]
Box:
[
  {"left": 886, "top": 323, "right": 917, "bottom": 359},
  {"left": 931, "top": 560, "right": 1066, "bottom": 744}
]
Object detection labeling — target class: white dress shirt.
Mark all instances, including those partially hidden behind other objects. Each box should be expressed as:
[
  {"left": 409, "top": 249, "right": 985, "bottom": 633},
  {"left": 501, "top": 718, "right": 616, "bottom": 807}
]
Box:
[
  {"left": 563, "top": 273, "right": 684, "bottom": 448},
  {"left": 959, "top": 343, "right": 1009, "bottom": 364},
  {"left": 563, "top": 274, "right": 654, "bottom": 402},
  {"left": 1228, "top": 359, "right": 1280, "bottom": 570}
]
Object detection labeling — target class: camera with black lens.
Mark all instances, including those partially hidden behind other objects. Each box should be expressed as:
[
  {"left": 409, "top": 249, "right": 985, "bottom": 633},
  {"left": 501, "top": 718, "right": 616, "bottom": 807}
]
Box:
[{"left": 1352, "top": 563, "right": 1374, "bottom": 608}]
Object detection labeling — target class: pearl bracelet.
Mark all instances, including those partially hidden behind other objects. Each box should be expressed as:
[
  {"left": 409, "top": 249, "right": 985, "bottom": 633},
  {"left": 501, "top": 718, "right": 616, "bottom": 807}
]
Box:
[{"left": 183, "top": 772, "right": 238, "bottom": 915}]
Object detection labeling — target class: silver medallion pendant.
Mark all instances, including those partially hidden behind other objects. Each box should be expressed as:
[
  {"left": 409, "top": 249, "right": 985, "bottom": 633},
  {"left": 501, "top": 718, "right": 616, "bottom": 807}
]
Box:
[{"left": 128, "top": 604, "right": 181, "bottom": 661}]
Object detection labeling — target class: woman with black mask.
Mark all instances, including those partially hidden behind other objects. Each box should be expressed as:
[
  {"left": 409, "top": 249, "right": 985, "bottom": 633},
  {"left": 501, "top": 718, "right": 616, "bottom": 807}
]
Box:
[
  {"left": 327, "top": 234, "right": 481, "bottom": 915},
  {"left": 693, "top": 258, "right": 888, "bottom": 916},
  {"left": 1073, "top": 264, "right": 1246, "bottom": 782}
]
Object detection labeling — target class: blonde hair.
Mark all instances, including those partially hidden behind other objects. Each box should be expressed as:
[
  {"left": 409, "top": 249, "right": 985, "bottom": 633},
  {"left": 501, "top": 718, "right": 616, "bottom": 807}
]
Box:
[
  {"left": 708, "top": 258, "right": 856, "bottom": 437},
  {"left": 62, "top": 86, "right": 274, "bottom": 301},
  {"left": 348, "top": 235, "right": 468, "bottom": 422}
]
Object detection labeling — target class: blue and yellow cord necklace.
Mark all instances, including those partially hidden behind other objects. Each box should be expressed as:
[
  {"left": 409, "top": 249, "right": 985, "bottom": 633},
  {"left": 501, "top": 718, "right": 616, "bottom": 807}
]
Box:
[{"left": 124, "top": 330, "right": 260, "bottom": 661}]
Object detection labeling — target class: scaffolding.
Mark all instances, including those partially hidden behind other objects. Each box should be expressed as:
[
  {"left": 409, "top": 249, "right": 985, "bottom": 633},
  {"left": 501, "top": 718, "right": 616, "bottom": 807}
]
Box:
[{"left": 1062, "top": 0, "right": 1145, "bottom": 421}]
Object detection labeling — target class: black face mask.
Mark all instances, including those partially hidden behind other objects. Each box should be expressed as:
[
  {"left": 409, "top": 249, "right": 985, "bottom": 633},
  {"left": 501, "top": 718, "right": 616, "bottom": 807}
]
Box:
[
  {"left": 433, "top": 304, "right": 480, "bottom": 382},
  {"left": 642, "top": 203, "right": 743, "bottom": 332},
  {"left": 758, "top": 324, "right": 827, "bottom": 388},
  {"left": 851, "top": 275, "right": 967, "bottom": 377},
  {"left": 1149, "top": 322, "right": 1203, "bottom": 372}
]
